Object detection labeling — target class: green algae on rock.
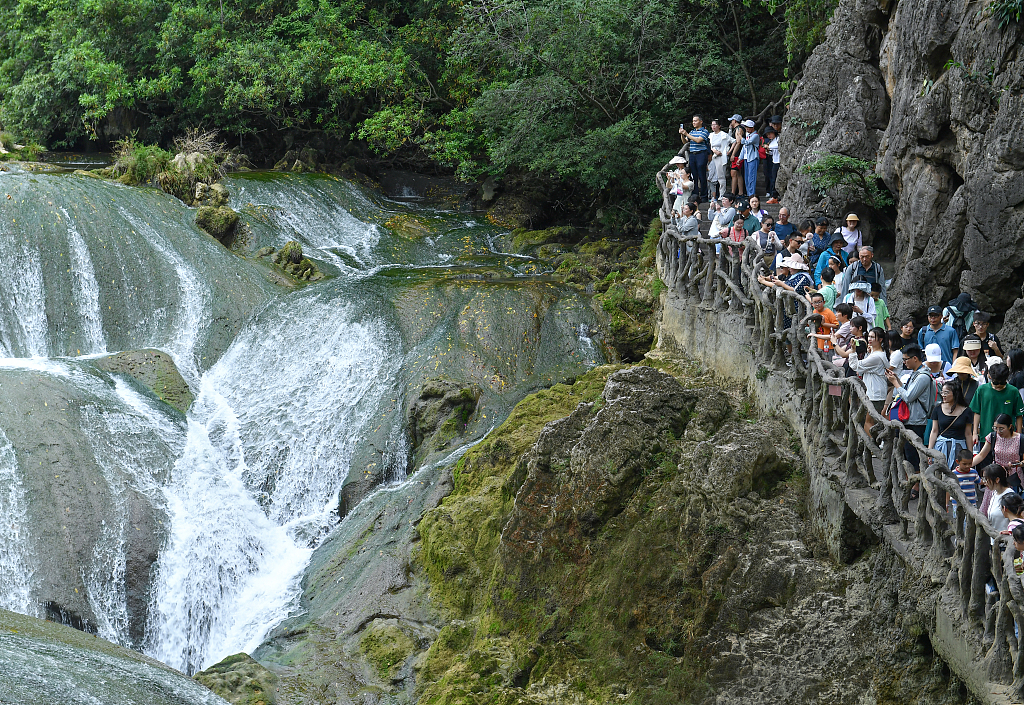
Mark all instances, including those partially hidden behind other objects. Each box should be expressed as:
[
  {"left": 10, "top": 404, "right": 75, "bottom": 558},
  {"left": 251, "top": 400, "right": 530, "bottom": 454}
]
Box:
[
  {"left": 256, "top": 241, "right": 325, "bottom": 282},
  {"left": 92, "top": 349, "right": 194, "bottom": 413},
  {"left": 193, "top": 653, "right": 278, "bottom": 705},
  {"left": 195, "top": 205, "right": 240, "bottom": 243}
]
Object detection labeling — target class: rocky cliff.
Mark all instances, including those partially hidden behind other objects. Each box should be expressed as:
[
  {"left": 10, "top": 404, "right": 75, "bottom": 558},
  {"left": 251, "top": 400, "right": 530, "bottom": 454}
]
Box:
[{"left": 779, "top": 0, "right": 1024, "bottom": 333}]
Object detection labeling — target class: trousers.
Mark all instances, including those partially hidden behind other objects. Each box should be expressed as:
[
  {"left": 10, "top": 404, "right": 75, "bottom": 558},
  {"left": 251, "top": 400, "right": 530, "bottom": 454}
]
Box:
[
  {"left": 689, "top": 150, "right": 709, "bottom": 203},
  {"left": 744, "top": 158, "right": 759, "bottom": 197}
]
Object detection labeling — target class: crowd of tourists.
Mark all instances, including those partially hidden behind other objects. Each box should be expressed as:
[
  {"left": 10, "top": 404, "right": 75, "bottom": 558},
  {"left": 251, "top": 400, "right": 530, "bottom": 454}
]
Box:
[{"left": 663, "top": 112, "right": 1024, "bottom": 583}]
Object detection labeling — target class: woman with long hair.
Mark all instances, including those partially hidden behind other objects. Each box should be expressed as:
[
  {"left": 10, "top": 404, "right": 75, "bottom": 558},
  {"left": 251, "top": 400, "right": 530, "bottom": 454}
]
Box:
[
  {"left": 836, "top": 325, "right": 889, "bottom": 434},
  {"left": 729, "top": 125, "right": 745, "bottom": 196},
  {"left": 928, "top": 379, "right": 973, "bottom": 468},
  {"left": 979, "top": 463, "right": 1016, "bottom": 533}
]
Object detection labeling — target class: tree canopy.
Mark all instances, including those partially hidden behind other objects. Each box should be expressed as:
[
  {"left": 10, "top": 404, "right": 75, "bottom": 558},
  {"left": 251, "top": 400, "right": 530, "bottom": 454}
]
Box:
[{"left": 0, "top": 0, "right": 832, "bottom": 219}]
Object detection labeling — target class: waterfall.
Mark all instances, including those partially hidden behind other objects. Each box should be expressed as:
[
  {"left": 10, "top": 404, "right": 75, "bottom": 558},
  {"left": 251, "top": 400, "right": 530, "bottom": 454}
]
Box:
[
  {"left": 62, "top": 207, "right": 107, "bottom": 355},
  {"left": 0, "top": 427, "right": 33, "bottom": 615}
]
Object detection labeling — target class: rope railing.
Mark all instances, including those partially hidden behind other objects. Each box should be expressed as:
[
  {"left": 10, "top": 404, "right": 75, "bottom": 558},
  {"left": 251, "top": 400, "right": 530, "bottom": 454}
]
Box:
[{"left": 655, "top": 159, "right": 1024, "bottom": 698}]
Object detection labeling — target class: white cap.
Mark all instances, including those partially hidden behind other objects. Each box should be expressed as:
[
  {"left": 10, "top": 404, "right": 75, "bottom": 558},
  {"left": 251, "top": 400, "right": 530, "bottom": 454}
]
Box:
[
  {"left": 925, "top": 343, "right": 943, "bottom": 363},
  {"left": 742, "top": 119, "right": 756, "bottom": 128}
]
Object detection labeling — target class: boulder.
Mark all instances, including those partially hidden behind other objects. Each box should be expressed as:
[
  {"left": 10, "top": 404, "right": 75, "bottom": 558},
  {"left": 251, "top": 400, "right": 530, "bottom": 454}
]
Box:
[
  {"left": 406, "top": 378, "right": 481, "bottom": 464},
  {"left": 91, "top": 349, "right": 194, "bottom": 413},
  {"left": 194, "top": 182, "right": 229, "bottom": 207},
  {"left": 195, "top": 206, "right": 239, "bottom": 243},
  {"left": 193, "top": 653, "right": 277, "bottom": 705}
]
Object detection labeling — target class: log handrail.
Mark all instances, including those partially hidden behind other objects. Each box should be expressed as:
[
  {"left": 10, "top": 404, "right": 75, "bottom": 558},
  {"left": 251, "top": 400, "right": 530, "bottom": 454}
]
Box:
[{"left": 655, "top": 158, "right": 1024, "bottom": 698}]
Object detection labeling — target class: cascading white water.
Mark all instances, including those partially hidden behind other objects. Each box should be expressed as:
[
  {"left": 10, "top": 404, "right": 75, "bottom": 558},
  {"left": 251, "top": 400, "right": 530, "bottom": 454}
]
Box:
[
  {"left": 0, "top": 427, "right": 33, "bottom": 615},
  {"left": 0, "top": 240, "right": 48, "bottom": 358},
  {"left": 147, "top": 282, "right": 404, "bottom": 673},
  {"left": 117, "top": 208, "right": 210, "bottom": 387},
  {"left": 62, "top": 207, "right": 107, "bottom": 355}
]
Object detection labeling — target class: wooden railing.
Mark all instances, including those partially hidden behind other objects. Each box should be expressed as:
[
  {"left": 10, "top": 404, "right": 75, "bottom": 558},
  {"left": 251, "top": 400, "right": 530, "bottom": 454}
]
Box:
[{"left": 656, "top": 162, "right": 1024, "bottom": 698}]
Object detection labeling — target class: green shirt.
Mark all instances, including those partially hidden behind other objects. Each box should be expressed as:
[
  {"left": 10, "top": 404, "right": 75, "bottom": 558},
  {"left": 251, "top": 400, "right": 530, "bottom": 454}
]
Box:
[
  {"left": 873, "top": 297, "right": 890, "bottom": 328},
  {"left": 744, "top": 214, "right": 761, "bottom": 235},
  {"left": 969, "top": 383, "right": 1024, "bottom": 441},
  {"left": 820, "top": 283, "right": 838, "bottom": 310}
]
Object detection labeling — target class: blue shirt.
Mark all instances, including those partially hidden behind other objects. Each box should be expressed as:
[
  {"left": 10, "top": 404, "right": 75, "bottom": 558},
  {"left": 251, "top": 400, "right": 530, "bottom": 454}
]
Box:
[
  {"left": 688, "top": 126, "right": 710, "bottom": 152},
  {"left": 774, "top": 222, "right": 795, "bottom": 240},
  {"left": 918, "top": 324, "right": 960, "bottom": 365},
  {"left": 740, "top": 132, "right": 760, "bottom": 161},
  {"left": 814, "top": 249, "right": 847, "bottom": 285}
]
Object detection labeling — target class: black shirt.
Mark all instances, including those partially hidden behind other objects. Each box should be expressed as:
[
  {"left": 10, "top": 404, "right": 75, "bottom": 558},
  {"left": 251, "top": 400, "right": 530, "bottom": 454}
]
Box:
[{"left": 930, "top": 404, "right": 972, "bottom": 441}]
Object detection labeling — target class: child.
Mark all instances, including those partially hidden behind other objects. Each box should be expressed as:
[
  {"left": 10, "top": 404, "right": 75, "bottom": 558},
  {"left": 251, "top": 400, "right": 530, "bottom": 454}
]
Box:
[
  {"left": 1001, "top": 492, "right": 1024, "bottom": 535},
  {"left": 1012, "top": 524, "right": 1024, "bottom": 581},
  {"left": 842, "top": 280, "right": 876, "bottom": 327},
  {"left": 948, "top": 448, "right": 980, "bottom": 511},
  {"left": 870, "top": 282, "right": 890, "bottom": 330}
]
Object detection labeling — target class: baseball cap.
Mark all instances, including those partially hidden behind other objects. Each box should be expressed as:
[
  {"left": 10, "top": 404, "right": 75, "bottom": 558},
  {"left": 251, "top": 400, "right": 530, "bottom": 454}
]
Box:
[
  {"left": 742, "top": 119, "right": 756, "bottom": 128},
  {"left": 927, "top": 305, "right": 942, "bottom": 316},
  {"left": 925, "top": 343, "right": 943, "bottom": 363},
  {"left": 729, "top": 114, "right": 743, "bottom": 122}
]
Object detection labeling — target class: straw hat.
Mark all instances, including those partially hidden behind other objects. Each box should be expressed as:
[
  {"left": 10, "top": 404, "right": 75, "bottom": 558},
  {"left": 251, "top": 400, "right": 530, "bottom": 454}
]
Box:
[
  {"left": 947, "top": 357, "right": 978, "bottom": 378},
  {"left": 845, "top": 213, "right": 859, "bottom": 222}
]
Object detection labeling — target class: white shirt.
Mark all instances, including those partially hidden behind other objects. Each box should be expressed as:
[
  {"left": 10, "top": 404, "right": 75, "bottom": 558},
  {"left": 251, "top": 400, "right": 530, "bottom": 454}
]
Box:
[
  {"left": 769, "top": 136, "right": 780, "bottom": 164},
  {"left": 850, "top": 349, "right": 889, "bottom": 401},
  {"left": 842, "top": 292, "right": 876, "bottom": 327},
  {"left": 889, "top": 349, "right": 904, "bottom": 376},
  {"left": 989, "top": 487, "right": 1015, "bottom": 533},
  {"left": 709, "top": 131, "right": 734, "bottom": 166}
]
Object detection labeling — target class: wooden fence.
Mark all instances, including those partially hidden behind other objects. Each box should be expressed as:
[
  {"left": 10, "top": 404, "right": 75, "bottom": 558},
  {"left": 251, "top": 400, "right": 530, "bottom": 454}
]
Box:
[{"left": 656, "top": 163, "right": 1024, "bottom": 696}]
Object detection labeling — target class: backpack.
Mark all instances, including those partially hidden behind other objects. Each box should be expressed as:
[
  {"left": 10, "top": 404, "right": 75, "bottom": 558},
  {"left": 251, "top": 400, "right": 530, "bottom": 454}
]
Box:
[
  {"left": 893, "top": 368, "right": 934, "bottom": 423},
  {"left": 757, "top": 135, "right": 767, "bottom": 160},
  {"left": 949, "top": 308, "right": 971, "bottom": 342}
]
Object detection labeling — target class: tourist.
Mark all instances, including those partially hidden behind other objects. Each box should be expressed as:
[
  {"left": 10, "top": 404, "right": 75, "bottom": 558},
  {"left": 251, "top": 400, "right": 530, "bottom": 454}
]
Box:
[
  {"left": 885, "top": 329, "right": 905, "bottom": 376},
  {"left": 707, "top": 119, "right": 734, "bottom": 200},
  {"left": 973, "top": 415, "right": 1023, "bottom": 490},
  {"left": 928, "top": 379, "right": 973, "bottom": 469},
  {"left": 765, "top": 127, "right": 781, "bottom": 203},
  {"left": 1012, "top": 525, "right": 1024, "bottom": 582},
  {"left": 842, "top": 280, "right": 876, "bottom": 327},
  {"left": 748, "top": 195, "right": 767, "bottom": 223},
  {"left": 973, "top": 312, "right": 1004, "bottom": 358},
  {"left": 759, "top": 255, "right": 813, "bottom": 297},
  {"left": 814, "top": 267, "right": 840, "bottom": 310},
  {"left": 806, "top": 218, "right": 830, "bottom": 266},
  {"left": 869, "top": 282, "right": 890, "bottom": 330},
  {"left": 918, "top": 305, "right": 959, "bottom": 365},
  {"left": 813, "top": 232, "right": 846, "bottom": 285},
  {"left": 947, "top": 356, "right": 980, "bottom": 405},
  {"left": 711, "top": 192, "right": 736, "bottom": 228},
  {"left": 740, "top": 120, "right": 760, "bottom": 198},
  {"left": 1001, "top": 493, "right": 1024, "bottom": 535},
  {"left": 899, "top": 318, "right": 915, "bottom": 345},
  {"left": 680, "top": 115, "right": 710, "bottom": 203},
  {"left": 774, "top": 231, "right": 803, "bottom": 272},
  {"left": 943, "top": 292, "right": 977, "bottom": 342},
  {"left": 838, "top": 213, "right": 863, "bottom": 256},
  {"left": 833, "top": 302, "right": 855, "bottom": 350},
  {"left": 885, "top": 344, "right": 935, "bottom": 469},
  {"left": 961, "top": 335, "right": 988, "bottom": 382},
  {"left": 969, "top": 362, "right": 1024, "bottom": 446},
  {"left": 837, "top": 325, "right": 889, "bottom": 433},
  {"left": 831, "top": 315, "right": 868, "bottom": 373},
  {"left": 840, "top": 246, "right": 886, "bottom": 299},
  {"left": 774, "top": 207, "right": 795, "bottom": 240},
  {"left": 677, "top": 201, "right": 700, "bottom": 240},
  {"left": 756, "top": 216, "right": 780, "bottom": 256},
  {"left": 979, "top": 464, "right": 1015, "bottom": 534},
  {"left": 729, "top": 122, "right": 746, "bottom": 196},
  {"left": 828, "top": 255, "right": 846, "bottom": 294},
  {"left": 948, "top": 448, "right": 980, "bottom": 511},
  {"left": 806, "top": 291, "right": 838, "bottom": 353},
  {"left": 924, "top": 344, "right": 948, "bottom": 388}
]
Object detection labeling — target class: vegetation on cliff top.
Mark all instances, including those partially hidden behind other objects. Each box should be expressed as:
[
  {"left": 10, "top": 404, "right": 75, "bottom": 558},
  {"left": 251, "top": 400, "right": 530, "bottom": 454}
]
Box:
[{"left": 0, "top": 0, "right": 816, "bottom": 223}]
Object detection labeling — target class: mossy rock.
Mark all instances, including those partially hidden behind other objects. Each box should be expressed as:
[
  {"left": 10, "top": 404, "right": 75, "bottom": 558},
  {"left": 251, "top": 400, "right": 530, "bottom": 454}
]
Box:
[
  {"left": 195, "top": 205, "right": 239, "bottom": 243},
  {"left": 360, "top": 621, "right": 416, "bottom": 681},
  {"left": 193, "top": 652, "right": 278, "bottom": 705},
  {"left": 385, "top": 213, "right": 433, "bottom": 239},
  {"left": 509, "top": 226, "right": 579, "bottom": 254},
  {"left": 273, "top": 240, "right": 304, "bottom": 265},
  {"left": 92, "top": 349, "right": 194, "bottom": 413}
]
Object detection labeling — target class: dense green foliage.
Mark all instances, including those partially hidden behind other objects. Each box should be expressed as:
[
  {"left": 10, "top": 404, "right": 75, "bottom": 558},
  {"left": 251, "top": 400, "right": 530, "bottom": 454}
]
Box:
[
  {"left": 0, "top": 0, "right": 819, "bottom": 218},
  {"left": 988, "top": 0, "right": 1023, "bottom": 28}
]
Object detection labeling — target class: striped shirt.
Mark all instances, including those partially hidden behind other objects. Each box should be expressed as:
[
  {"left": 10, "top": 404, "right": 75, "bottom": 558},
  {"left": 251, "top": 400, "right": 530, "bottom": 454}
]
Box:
[
  {"left": 688, "top": 126, "right": 710, "bottom": 152},
  {"left": 953, "top": 469, "right": 980, "bottom": 508}
]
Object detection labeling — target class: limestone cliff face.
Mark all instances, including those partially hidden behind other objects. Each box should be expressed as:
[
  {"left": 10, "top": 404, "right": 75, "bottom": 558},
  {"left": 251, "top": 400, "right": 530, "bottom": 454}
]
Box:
[{"left": 779, "top": 0, "right": 1024, "bottom": 331}]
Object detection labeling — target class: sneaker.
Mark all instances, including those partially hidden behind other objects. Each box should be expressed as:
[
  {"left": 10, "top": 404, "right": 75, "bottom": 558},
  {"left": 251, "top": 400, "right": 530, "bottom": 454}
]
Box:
[{"left": 767, "top": 197, "right": 779, "bottom": 204}]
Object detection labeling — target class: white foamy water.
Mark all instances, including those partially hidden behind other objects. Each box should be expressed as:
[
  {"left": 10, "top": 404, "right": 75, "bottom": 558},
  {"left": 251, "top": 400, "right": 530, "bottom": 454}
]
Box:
[
  {"left": 147, "top": 289, "right": 403, "bottom": 673},
  {"left": 62, "top": 207, "right": 107, "bottom": 355},
  {"left": 118, "top": 208, "right": 210, "bottom": 387},
  {"left": 0, "top": 427, "right": 34, "bottom": 615},
  {"left": 0, "top": 239, "right": 48, "bottom": 357}
]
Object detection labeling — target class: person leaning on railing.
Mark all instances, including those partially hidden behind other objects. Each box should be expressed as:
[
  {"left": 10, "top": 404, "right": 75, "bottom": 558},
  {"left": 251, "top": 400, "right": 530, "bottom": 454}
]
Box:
[{"left": 885, "top": 344, "right": 936, "bottom": 472}]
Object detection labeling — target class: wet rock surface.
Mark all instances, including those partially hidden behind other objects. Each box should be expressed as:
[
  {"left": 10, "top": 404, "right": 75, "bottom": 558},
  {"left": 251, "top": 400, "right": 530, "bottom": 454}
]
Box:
[
  {"left": 91, "top": 349, "right": 193, "bottom": 413},
  {"left": 0, "top": 608, "right": 228, "bottom": 705},
  {"left": 406, "top": 378, "right": 481, "bottom": 466},
  {"left": 194, "top": 653, "right": 278, "bottom": 705},
  {"left": 779, "top": 0, "right": 1024, "bottom": 331}
]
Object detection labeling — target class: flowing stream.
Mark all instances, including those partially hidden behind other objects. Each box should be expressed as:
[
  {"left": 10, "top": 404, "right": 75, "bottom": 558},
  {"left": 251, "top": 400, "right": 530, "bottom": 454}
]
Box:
[{"left": 0, "top": 167, "right": 603, "bottom": 677}]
